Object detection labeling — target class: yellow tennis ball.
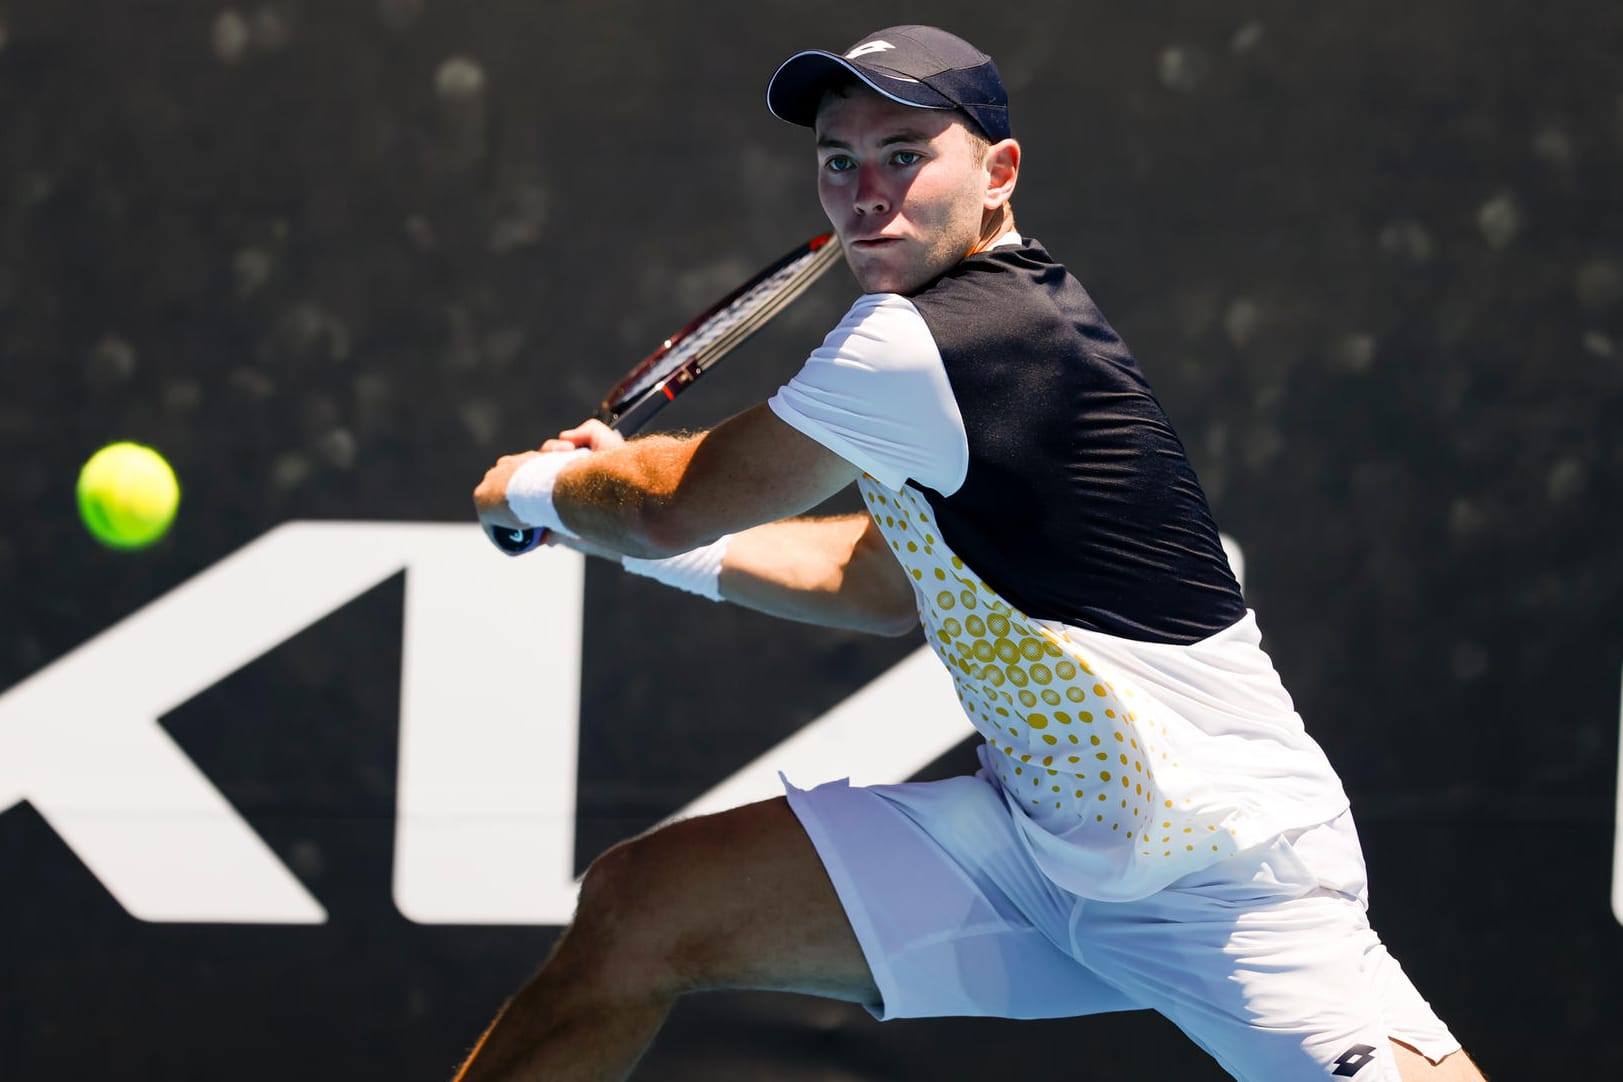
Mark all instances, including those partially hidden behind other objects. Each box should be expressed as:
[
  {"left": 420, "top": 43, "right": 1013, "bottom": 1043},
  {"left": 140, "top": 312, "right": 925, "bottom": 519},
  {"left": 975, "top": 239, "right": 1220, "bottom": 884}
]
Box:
[{"left": 77, "top": 441, "right": 181, "bottom": 550}]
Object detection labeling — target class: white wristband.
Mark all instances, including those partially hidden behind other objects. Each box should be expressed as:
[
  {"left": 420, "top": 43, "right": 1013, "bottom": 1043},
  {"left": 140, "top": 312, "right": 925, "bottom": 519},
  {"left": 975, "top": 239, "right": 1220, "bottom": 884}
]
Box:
[
  {"left": 504, "top": 448, "right": 592, "bottom": 532},
  {"left": 621, "top": 535, "right": 732, "bottom": 602}
]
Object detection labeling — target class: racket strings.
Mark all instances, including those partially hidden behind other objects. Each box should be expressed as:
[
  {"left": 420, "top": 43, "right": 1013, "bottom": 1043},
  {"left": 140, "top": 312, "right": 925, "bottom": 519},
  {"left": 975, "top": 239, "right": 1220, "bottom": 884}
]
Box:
[
  {"left": 609, "top": 241, "right": 842, "bottom": 412},
  {"left": 616, "top": 261, "right": 813, "bottom": 399}
]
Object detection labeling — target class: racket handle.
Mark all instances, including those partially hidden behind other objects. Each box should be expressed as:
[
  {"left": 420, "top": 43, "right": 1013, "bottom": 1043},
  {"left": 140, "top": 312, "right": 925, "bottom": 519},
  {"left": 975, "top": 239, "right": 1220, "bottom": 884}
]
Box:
[{"left": 487, "top": 523, "right": 547, "bottom": 556}]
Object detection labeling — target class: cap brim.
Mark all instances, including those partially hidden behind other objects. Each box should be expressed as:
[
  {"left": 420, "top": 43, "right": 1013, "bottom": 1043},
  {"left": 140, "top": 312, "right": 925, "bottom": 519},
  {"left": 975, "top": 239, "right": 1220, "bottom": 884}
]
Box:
[{"left": 767, "top": 49, "right": 956, "bottom": 128}]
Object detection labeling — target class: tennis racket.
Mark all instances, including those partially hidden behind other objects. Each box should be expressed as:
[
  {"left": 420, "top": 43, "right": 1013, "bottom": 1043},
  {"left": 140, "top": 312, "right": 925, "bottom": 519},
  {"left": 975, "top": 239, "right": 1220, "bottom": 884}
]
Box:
[{"left": 487, "top": 232, "right": 843, "bottom": 555}]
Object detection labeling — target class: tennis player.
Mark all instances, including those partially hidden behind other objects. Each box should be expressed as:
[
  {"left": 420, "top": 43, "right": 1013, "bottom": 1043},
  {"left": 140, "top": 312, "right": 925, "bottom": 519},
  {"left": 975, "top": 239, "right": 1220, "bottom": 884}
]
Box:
[{"left": 466, "top": 25, "right": 1484, "bottom": 1082}]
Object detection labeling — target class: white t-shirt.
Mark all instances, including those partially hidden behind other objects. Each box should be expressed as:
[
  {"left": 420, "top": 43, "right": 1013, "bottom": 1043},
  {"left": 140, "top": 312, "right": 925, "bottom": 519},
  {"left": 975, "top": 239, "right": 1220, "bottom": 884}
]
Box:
[{"left": 766, "top": 239, "right": 1350, "bottom": 900}]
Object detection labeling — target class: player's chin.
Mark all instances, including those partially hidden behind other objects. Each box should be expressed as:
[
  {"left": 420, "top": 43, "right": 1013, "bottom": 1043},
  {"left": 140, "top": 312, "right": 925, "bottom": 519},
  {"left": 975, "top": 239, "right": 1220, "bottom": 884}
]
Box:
[{"left": 848, "top": 255, "right": 926, "bottom": 295}]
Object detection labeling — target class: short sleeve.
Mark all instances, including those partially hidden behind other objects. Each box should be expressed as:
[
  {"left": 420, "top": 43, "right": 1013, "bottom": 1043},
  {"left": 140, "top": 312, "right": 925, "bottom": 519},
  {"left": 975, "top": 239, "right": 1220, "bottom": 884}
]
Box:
[{"left": 767, "top": 293, "right": 970, "bottom": 494}]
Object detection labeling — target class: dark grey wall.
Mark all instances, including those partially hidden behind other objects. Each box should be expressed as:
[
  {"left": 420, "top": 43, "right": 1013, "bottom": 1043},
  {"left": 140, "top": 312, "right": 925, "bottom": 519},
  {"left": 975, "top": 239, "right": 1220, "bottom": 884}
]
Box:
[{"left": 3, "top": 2, "right": 1621, "bottom": 1078}]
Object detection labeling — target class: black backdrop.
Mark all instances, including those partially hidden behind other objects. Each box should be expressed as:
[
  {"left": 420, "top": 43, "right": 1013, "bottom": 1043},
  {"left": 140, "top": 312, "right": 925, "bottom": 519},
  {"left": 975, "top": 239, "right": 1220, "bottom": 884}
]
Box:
[{"left": 3, "top": 1, "right": 1621, "bottom": 1078}]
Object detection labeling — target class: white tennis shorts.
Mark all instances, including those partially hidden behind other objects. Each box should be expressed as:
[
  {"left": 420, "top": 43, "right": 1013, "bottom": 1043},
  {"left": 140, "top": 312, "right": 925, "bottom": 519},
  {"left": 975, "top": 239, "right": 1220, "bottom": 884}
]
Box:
[{"left": 784, "top": 770, "right": 1460, "bottom": 1082}]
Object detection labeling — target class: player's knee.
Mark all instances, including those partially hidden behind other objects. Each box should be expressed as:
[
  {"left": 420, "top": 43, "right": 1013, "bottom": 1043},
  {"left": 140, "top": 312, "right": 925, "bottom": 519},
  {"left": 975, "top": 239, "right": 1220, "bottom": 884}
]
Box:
[
  {"left": 571, "top": 841, "right": 661, "bottom": 958},
  {"left": 567, "top": 834, "right": 699, "bottom": 995}
]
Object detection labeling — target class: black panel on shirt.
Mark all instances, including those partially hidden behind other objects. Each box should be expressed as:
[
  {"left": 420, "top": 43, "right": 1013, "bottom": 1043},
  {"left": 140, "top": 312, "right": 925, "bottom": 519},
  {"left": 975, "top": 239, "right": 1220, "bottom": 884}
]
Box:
[{"left": 905, "top": 239, "right": 1245, "bottom": 644}]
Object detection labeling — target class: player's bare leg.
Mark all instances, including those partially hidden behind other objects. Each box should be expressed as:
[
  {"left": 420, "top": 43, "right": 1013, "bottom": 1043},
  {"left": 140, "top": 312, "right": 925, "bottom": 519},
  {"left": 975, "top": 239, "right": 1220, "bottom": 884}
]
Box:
[
  {"left": 1394, "top": 1039, "right": 1489, "bottom": 1081},
  {"left": 451, "top": 796, "right": 878, "bottom": 1082}
]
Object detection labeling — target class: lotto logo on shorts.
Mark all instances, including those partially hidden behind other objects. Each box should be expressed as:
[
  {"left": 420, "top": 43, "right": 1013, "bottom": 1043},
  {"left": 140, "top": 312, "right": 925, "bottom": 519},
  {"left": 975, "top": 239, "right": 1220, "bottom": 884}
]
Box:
[{"left": 1331, "top": 1043, "right": 1378, "bottom": 1076}]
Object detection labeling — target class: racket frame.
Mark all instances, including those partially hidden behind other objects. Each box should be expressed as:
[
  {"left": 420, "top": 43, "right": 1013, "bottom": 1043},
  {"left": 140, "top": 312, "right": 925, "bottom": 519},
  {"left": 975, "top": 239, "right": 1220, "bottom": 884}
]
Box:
[{"left": 488, "top": 232, "right": 842, "bottom": 555}]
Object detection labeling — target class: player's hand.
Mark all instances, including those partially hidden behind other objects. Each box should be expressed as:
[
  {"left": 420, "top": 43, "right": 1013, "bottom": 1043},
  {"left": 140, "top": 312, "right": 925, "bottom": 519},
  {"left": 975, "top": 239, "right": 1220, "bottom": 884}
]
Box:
[
  {"left": 540, "top": 418, "right": 625, "bottom": 454},
  {"left": 474, "top": 420, "right": 622, "bottom": 540},
  {"left": 473, "top": 451, "right": 547, "bottom": 530}
]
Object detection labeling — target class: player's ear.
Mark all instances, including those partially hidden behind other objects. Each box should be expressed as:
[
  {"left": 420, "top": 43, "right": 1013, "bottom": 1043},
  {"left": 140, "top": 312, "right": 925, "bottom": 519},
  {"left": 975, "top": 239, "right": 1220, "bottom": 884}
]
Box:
[{"left": 983, "top": 138, "right": 1020, "bottom": 209}]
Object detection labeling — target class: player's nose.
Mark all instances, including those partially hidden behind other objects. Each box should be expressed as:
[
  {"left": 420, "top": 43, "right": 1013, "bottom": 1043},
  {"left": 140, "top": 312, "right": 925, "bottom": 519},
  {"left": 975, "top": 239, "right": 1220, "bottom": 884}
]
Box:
[{"left": 853, "top": 164, "right": 890, "bottom": 217}]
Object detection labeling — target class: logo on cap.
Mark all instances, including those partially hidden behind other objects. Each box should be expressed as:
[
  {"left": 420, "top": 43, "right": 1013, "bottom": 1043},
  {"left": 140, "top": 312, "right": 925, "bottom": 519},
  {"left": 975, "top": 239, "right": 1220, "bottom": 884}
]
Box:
[{"left": 845, "top": 40, "right": 895, "bottom": 59}]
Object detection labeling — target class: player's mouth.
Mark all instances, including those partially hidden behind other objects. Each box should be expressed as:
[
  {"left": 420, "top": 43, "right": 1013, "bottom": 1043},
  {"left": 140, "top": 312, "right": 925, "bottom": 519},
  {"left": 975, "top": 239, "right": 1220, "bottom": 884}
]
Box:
[{"left": 850, "top": 235, "right": 904, "bottom": 251}]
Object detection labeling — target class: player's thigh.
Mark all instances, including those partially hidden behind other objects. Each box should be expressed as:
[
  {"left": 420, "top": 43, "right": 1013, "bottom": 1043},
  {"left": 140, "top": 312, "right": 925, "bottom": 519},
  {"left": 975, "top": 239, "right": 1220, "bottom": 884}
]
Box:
[
  {"left": 576, "top": 795, "right": 879, "bottom": 1005},
  {"left": 787, "top": 773, "right": 1140, "bottom": 1021},
  {"left": 1077, "top": 887, "right": 1409, "bottom": 1081},
  {"left": 1394, "top": 1042, "right": 1487, "bottom": 1082}
]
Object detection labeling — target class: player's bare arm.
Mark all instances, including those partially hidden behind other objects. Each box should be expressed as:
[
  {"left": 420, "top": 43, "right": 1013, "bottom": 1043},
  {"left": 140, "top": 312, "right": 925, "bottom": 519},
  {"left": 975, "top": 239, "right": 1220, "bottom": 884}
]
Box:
[
  {"left": 717, "top": 513, "right": 917, "bottom": 635},
  {"left": 474, "top": 404, "right": 917, "bottom": 634},
  {"left": 537, "top": 504, "right": 917, "bottom": 636},
  {"left": 475, "top": 403, "right": 858, "bottom": 557}
]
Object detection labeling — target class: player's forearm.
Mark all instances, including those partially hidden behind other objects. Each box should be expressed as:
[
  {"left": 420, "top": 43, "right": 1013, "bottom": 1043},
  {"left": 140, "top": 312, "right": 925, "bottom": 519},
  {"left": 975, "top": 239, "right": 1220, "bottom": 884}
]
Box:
[
  {"left": 551, "top": 434, "right": 708, "bottom": 559},
  {"left": 477, "top": 431, "right": 698, "bottom": 559},
  {"left": 487, "top": 404, "right": 862, "bottom": 559},
  {"left": 718, "top": 515, "right": 920, "bottom": 637}
]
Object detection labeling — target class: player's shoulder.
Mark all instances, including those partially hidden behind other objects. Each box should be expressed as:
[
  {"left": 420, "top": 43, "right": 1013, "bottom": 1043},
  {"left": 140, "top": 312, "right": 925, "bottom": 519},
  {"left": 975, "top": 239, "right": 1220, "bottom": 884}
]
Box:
[
  {"left": 814, "top": 292, "right": 943, "bottom": 373},
  {"left": 830, "top": 292, "right": 934, "bottom": 343},
  {"left": 839, "top": 291, "right": 925, "bottom": 320},
  {"left": 928, "top": 237, "right": 1069, "bottom": 300},
  {"left": 907, "top": 237, "right": 1079, "bottom": 343}
]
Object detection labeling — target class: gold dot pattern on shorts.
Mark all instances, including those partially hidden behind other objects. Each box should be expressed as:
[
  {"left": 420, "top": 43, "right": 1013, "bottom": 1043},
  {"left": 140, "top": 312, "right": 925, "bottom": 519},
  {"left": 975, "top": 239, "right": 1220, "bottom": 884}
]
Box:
[{"left": 861, "top": 479, "right": 1234, "bottom": 874}]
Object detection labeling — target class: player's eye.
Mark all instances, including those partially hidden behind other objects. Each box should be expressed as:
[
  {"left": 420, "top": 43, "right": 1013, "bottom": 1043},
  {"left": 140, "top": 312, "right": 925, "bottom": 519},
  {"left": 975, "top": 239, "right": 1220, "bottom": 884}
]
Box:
[
  {"left": 823, "top": 155, "right": 856, "bottom": 173},
  {"left": 891, "top": 150, "right": 924, "bottom": 167}
]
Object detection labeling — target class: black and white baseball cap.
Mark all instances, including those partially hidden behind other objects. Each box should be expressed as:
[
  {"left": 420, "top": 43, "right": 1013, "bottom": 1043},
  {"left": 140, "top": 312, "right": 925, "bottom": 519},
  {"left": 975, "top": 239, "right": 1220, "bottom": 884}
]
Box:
[{"left": 767, "top": 25, "right": 1012, "bottom": 142}]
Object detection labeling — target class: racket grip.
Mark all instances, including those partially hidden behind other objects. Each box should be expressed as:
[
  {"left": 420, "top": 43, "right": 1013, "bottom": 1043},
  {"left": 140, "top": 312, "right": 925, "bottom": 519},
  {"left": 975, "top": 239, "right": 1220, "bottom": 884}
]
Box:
[{"left": 487, "top": 524, "right": 547, "bottom": 556}]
